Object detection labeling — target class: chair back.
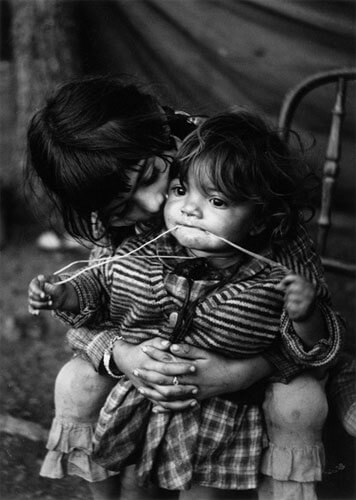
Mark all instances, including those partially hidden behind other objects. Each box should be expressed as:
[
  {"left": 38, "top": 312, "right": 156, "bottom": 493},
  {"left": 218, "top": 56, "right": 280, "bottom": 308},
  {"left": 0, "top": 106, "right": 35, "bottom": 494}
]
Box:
[{"left": 278, "top": 68, "right": 356, "bottom": 276}]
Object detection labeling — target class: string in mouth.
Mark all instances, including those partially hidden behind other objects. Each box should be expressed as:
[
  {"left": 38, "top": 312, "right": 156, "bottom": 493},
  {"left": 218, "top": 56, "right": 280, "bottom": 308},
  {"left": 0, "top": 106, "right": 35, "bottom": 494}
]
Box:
[{"left": 52, "top": 224, "right": 288, "bottom": 286}]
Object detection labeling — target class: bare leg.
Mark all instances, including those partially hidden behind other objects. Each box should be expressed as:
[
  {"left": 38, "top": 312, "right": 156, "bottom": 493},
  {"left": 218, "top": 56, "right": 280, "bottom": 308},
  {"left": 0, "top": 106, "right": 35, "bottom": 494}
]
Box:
[
  {"left": 259, "top": 373, "right": 328, "bottom": 500},
  {"left": 41, "top": 356, "right": 120, "bottom": 499}
]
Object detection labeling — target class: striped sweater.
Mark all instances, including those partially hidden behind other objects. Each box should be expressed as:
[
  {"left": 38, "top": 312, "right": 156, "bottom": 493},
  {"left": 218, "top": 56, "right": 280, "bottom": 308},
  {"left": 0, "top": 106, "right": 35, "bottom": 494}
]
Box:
[
  {"left": 58, "top": 225, "right": 341, "bottom": 366},
  {"left": 55, "top": 224, "right": 343, "bottom": 490}
]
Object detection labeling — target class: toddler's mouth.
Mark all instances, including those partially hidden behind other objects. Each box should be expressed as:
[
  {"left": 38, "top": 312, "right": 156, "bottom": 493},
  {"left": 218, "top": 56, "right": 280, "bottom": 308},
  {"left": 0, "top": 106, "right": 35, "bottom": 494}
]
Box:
[{"left": 175, "top": 224, "right": 206, "bottom": 232}]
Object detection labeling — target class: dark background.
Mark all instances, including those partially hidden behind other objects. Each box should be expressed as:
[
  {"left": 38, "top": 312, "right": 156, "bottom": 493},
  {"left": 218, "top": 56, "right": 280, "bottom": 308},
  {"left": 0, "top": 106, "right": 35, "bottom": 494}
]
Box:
[{"left": 0, "top": 2, "right": 355, "bottom": 499}]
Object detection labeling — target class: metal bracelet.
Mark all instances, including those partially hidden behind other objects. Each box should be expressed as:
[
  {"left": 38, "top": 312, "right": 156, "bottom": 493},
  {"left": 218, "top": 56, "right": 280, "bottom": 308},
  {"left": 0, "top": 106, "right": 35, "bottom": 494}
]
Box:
[{"left": 103, "top": 335, "right": 125, "bottom": 379}]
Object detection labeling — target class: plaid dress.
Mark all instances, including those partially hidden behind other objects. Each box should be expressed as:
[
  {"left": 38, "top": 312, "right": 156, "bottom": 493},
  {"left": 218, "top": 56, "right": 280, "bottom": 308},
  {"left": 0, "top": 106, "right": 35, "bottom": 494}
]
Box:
[{"left": 56, "top": 224, "right": 343, "bottom": 491}]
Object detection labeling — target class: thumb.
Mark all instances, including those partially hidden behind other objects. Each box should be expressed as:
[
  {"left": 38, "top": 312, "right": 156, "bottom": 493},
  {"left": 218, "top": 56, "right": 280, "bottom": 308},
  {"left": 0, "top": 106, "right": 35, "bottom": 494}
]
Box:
[
  {"left": 43, "top": 281, "right": 60, "bottom": 296},
  {"left": 40, "top": 275, "right": 63, "bottom": 297}
]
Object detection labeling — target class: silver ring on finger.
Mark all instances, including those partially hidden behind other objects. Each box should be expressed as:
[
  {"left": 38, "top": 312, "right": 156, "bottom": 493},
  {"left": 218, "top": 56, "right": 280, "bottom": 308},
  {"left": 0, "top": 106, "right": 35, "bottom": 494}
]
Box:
[{"left": 172, "top": 376, "right": 179, "bottom": 385}]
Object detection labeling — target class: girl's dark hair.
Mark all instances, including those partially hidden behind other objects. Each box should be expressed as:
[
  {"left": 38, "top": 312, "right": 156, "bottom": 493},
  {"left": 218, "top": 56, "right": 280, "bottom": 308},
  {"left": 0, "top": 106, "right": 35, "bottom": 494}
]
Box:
[
  {"left": 173, "top": 110, "right": 317, "bottom": 243},
  {"left": 26, "top": 76, "right": 194, "bottom": 244}
]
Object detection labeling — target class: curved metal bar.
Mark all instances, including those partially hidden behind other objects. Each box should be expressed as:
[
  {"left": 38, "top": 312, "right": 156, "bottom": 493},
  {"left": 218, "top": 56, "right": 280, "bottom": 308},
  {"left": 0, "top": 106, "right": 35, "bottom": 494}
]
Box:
[
  {"left": 278, "top": 68, "right": 356, "bottom": 140},
  {"left": 278, "top": 68, "right": 356, "bottom": 277}
]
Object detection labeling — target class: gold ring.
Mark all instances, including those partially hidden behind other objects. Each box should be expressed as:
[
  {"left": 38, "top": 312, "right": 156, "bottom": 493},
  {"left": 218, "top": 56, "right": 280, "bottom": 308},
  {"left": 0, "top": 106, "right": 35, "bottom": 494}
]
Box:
[{"left": 172, "top": 376, "right": 179, "bottom": 385}]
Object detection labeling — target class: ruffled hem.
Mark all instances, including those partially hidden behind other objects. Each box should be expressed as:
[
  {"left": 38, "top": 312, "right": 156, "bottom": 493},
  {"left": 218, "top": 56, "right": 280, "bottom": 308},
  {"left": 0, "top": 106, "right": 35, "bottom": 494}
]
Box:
[
  {"left": 40, "top": 416, "right": 118, "bottom": 482},
  {"left": 260, "top": 442, "right": 325, "bottom": 482}
]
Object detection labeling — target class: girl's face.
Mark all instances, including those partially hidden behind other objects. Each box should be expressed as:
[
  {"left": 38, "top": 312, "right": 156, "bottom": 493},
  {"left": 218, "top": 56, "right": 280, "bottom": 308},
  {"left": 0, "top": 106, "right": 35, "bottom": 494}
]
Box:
[
  {"left": 164, "top": 169, "right": 256, "bottom": 258},
  {"left": 101, "top": 155, "right": 171, "bottom": 227}
]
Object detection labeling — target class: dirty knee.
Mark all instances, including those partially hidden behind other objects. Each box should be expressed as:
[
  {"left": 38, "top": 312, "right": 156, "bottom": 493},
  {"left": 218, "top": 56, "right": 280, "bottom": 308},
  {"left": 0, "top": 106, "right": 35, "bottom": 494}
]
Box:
[
  {"left": 263, "top": 375, "right": 328, "bottom": 442},
  {"left": 54, "top": 356, "right": 116, "bottom": 421}
]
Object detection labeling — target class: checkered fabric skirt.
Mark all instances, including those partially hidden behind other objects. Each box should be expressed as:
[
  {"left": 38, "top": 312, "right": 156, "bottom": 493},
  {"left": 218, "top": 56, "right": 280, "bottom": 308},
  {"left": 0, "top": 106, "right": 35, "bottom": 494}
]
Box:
[{"left": 93, "top": 379, "right": 265, "bottom": 490}]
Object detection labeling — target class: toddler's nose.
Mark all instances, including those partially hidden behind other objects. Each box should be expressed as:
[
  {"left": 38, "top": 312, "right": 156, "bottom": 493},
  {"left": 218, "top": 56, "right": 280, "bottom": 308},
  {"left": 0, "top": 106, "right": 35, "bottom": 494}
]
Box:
[{"left": 181, "top": 200, "right": 201, "bottom": 217}]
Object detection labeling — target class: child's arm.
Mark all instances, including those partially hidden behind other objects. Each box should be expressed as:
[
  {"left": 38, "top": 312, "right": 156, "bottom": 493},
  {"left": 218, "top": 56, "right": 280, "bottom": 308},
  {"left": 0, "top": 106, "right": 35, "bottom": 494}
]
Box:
[
  {"left": 28, "top": 274, "right": 80, "bottom": 314},
  {"left": 277, "top": 273, "right": 326, "bottom": 347}
]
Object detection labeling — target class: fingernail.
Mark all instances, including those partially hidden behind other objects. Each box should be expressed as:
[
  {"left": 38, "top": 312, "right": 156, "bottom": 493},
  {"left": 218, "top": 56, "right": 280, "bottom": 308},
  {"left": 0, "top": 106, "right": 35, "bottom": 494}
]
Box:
[
  {"left": 40, "top": 292, "right": 45, "bottom": 299},
  {"left": 138, "top": 387, "right": 145, "bottom": 395},
  {"left": 190, "top": 366, "right": 196, "bottom": 372},
  {"left": 48, "top": 301, "right": 53, "bottom": 306},
  {"left": 152, "top": 406, "right": 159, "bottom": 413},
  {"left": 161, "top": 340, "right": 170, "bottom": 347},
  {"left": 190, "top": 400, "right": 197, "bottom": 407},
  {"left": 133, "top": 369, "right": 140, "bottom": 376},
  {"left": 141, "top": 346, "right": 148, "bottom": 353},
  {"left": 171, "top": 344, "right": 179, "bottom": 352},
  {"left": 192, "top": 388, "right": 198, "bottom": 394}
]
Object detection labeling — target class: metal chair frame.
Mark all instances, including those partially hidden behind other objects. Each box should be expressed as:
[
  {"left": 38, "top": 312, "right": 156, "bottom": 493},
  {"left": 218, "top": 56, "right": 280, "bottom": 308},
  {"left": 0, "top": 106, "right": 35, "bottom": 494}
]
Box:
[{"left": 278, "top": 68, "right": 356, "bottom": 276}]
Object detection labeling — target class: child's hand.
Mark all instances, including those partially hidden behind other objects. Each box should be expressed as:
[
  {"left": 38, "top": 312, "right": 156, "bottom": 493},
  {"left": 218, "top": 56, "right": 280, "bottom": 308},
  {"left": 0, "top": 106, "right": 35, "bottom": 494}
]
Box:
[
  {"left": 276, "top": 274, "right": 316, "bottom": 322},
  {"left": 28, "top": 274, "right": 68, "bottom": 315}
]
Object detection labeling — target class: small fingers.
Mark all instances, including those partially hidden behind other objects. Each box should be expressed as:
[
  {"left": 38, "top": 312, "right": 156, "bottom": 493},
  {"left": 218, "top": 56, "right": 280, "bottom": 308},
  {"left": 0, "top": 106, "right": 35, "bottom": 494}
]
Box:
[
  {"left": 29, "top": 275, "right": 47, "bottom": 299},
  {"left": 152, "top": 399, "right": 198, "bottom": 412},
  {"left": 136, "top": 379, "right": 198, "bottom": 400},
  {"left": 133, "top": 367, "right": 197, "bottom": 387},
  {"left": 153, "top": 383, "right": 198, "bottom": 399},
  {"left": 28, "top": 297, "right": 53, "bottom": 310},
  {"left": 28, "top": 275, "right": 53, "bottom": 314},
  {"left": 28, "top": 305, "right": 40, "bottom": 316},
  {"left": 138, "top": 385, "right": 198, "bottom": 409}
]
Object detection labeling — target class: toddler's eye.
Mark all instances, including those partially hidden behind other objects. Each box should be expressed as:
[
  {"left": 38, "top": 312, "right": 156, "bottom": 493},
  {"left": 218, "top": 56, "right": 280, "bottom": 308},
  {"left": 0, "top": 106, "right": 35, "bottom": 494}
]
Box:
[
  {"left": 210, "top": 197, "right": 227, "bottom": 207},
  {"left": 171, "top": 185, "right": 186, "bottom": 196}
]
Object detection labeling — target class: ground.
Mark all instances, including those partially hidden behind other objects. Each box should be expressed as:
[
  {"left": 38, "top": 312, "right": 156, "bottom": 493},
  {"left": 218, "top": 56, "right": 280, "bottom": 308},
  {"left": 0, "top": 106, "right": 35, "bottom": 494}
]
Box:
[
  {"left": 0, "top": 236, "right": 91, "bottom": 500},
  {"left": 0, "top": 223, "right": 355, "bottom": 500}
]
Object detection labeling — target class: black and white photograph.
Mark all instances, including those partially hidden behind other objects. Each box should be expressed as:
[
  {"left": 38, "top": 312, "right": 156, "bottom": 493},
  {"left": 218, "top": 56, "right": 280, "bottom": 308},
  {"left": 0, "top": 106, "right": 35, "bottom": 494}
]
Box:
[{"left": 0, "top": 1, "right": 355, "bottom": 499}]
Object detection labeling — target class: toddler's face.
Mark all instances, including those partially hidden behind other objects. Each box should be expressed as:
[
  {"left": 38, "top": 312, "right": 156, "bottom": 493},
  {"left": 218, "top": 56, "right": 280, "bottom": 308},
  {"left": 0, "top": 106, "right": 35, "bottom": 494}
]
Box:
[{"left": 164, "top": 169, "right": 256, "bottom": 258}]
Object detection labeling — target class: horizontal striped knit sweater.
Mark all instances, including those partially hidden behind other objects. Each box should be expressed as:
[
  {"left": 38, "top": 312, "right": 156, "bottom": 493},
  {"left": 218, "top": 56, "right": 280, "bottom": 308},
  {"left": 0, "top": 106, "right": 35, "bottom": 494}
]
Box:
[{"left": 55, "top": 224, "right": 343, "bottom": 490}]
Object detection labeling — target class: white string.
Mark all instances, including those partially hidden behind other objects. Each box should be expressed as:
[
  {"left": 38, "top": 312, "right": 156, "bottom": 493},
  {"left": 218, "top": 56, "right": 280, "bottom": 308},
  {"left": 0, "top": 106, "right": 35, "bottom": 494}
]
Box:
[
  {"left": 55, "top": 254, "right": 197, "bottom": 276},
  {"left": 53, "top": 224, "right": 288, "bottom": 286},
  {"left": 202, "top": 230, "right": 289, "bottom": 271},
  {"left": 54, "top": 226, "right": 181, "bottom": 285},
  {"left": 53, "top": 258, "right": 107, "bottom": 275}
]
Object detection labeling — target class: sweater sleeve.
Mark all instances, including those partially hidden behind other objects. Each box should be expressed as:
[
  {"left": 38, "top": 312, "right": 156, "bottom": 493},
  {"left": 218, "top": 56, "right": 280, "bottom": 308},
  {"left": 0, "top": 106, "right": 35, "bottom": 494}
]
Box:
[
  {"left": 279, "top": 300, "right": 345, "bottom": 367},
  {"left": 65, "top": 230, "right": 125, "bottom": 372},
  {"left": 54, "top": 239, "right": 114, "bottom": 328},
  {"left": 273, "top": 223, "right": 345, "bottom": 369},
  {"left": 67, "top": 326, "right": 118, "bottom": 372}
]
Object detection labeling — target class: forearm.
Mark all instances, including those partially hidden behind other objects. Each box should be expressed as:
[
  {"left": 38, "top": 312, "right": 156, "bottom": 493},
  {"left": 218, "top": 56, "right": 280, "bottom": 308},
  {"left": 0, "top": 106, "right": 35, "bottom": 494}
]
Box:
[
  {"left": 292, "top": 304, "right": 327, "bottom": 348},
  {"left": 222, "top": 355, "right": 274, "bottom": 392}
]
